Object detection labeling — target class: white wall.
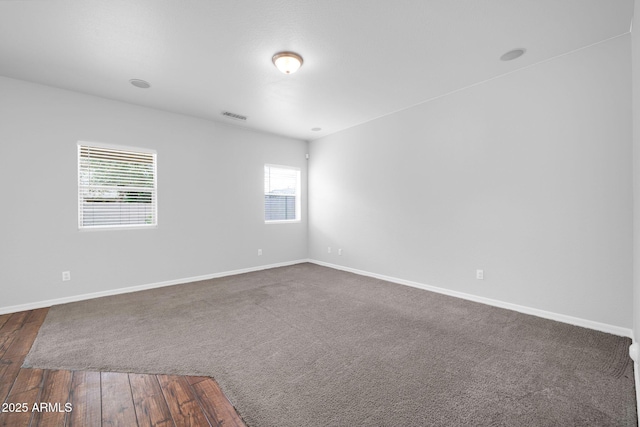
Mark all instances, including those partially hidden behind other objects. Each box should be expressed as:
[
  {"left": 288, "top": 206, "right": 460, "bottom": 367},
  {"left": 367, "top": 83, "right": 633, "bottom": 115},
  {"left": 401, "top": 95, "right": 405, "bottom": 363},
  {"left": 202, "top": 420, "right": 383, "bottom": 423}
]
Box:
[
  {"left": 631, "top": 1, "right": 640, "bottom": 416},
  {"left": 0, "top": 76, "right": 308, "bottom": 310},
  {"left": 633, "top": 0, "right": 640, "bottom": 341},
  {"left": 309, "top": 35, "right": 633, "bottom": 329}
]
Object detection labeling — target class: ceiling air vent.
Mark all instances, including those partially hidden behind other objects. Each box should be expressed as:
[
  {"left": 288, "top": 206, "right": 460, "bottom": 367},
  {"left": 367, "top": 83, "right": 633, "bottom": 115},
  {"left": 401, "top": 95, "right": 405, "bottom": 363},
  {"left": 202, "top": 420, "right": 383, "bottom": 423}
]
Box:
[{"left": 221, "top": 111, "right": 248, "bottom": 121}]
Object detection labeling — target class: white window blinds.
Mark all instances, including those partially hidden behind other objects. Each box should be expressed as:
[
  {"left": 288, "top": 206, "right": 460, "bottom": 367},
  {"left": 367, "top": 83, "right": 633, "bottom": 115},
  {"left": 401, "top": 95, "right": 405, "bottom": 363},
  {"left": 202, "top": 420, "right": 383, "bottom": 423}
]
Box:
[
  {"left": 264, "top": 165, "right": 300, "bottom": 222},
  {"left": 78, "top": 144, "right": 157, "bottom": 229}
]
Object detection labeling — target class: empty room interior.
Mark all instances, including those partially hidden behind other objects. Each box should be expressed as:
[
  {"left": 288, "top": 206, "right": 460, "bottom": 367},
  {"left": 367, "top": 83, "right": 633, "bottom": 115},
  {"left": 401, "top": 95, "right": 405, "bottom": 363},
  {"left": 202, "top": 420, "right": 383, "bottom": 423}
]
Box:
[{"left": 2, "top": 1, "right": 640, "bottom": 426}]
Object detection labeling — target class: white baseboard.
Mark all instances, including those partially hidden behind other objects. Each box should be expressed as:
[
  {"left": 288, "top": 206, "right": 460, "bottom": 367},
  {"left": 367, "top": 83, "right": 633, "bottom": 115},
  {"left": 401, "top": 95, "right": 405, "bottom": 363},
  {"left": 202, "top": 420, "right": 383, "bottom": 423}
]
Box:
[
  {"left": 2, "top": 258, "right": 632, "bottom": 339},
  {"left": 0, "top": 259, "right": 309, "bottom": 315},
  {"left": 309, "top": 259, "right": 633, "bottom": 338}
]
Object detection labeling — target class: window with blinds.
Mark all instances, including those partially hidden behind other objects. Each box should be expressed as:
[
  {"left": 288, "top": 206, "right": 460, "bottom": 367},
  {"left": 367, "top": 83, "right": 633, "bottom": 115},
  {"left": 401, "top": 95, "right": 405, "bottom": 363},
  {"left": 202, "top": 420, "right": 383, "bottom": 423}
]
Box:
[
  {"left": 78, "top": 143, "right": 157, "bottom": 229},
  {"left": 264, "top": 164, "right": 300, "bottom": 222}
]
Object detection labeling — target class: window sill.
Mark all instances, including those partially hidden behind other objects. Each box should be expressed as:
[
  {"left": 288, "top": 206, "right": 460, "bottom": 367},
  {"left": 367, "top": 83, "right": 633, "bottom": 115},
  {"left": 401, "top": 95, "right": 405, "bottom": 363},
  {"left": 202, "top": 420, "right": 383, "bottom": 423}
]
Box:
[
  {"left": 265, "top": 220, "right": 301, "bottom": 225},
  {"left": 78, "top": 225, "right": 158, "bottom": 232}
]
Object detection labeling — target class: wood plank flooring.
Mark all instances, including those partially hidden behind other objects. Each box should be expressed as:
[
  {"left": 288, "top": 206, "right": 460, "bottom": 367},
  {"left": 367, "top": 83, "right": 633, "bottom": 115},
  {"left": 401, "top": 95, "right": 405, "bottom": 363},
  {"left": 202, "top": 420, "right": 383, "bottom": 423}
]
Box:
[{"left": 0, "top": 308, "right": 247, "bottom": 427}]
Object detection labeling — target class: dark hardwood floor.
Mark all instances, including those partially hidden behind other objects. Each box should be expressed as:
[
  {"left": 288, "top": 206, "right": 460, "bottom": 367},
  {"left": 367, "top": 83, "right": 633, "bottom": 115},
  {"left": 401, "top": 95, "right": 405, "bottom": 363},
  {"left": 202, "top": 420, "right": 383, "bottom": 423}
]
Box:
[{"left": 0, "top": 308, "right": 247, "bottom": 427}]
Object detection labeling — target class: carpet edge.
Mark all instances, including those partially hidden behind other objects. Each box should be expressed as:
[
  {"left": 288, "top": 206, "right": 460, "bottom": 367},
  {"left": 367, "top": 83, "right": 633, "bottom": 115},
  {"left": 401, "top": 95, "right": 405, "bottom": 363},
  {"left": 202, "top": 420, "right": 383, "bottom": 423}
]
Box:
[
  {"left": 309, "top": 259, "right": 633, "bottom": 338},
  {"left": 0, "top": 259, "right": 311, "bottom": 315}
]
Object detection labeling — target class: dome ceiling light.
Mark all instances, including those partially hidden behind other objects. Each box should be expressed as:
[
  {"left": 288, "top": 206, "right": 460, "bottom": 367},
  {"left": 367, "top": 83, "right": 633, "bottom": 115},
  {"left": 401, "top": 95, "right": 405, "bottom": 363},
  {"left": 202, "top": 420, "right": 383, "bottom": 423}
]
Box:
[
  {"left": 129, "top": 79, "right": 151, "bottom": 88},
  {"left": 500, "top": 48, "right": 526, "bottom": 61},
  {"left": 272, "top": 52, "right": 303, "bottom": 74}
]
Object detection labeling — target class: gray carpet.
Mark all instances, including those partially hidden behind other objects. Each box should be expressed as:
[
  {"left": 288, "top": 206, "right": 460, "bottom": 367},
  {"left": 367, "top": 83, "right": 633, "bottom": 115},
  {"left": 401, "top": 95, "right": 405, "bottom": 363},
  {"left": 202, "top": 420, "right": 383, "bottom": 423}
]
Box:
[{"left": 24, "top": 263, "right": 636, "bottom": 426}]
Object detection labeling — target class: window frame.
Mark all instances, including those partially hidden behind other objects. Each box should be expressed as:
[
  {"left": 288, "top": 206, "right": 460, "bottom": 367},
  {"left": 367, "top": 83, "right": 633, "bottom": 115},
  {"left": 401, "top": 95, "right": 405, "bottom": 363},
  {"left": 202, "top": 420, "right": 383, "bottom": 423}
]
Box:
[
  {"left": 77, "top": 141, "right": 158, "bottom": 231},
  {"left": 264, "top": 163, "right": 301, "bottom": 224}
]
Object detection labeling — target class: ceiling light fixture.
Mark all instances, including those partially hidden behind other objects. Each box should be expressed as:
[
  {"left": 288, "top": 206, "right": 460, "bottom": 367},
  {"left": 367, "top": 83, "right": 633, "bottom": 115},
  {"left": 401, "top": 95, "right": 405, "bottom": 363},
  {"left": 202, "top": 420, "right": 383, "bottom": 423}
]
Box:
[
  {"left": 130, "top": 79, "right": 151, "bottom": 88},
  {"left": 272, "top": 52, "right": 303, "bottom": 74},
  {"left": 500, "top": 48, "right": 526, "bottom": 61}
]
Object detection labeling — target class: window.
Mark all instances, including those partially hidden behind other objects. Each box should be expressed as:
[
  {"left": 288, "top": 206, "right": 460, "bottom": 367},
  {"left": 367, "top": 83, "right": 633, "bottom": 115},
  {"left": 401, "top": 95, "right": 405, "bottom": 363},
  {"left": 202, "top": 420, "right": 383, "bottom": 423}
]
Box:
[
  {"left": 264, "top": 164, "right": 300, "bottom": 222},
  {"left": 78, "top": 143, "right": 157, "bottom": 229}
]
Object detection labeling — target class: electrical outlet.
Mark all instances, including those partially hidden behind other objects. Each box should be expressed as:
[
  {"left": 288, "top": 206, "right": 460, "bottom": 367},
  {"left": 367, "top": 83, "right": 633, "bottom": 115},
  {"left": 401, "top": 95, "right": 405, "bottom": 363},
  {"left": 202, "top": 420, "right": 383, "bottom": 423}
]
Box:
[
  {"left": 328, "top": 247, "right": 332, "bottom": 254},
  {"left": 338, "top": 248, "right": 343, "bottom": 256},
  {"left": 258, "top": 249, "right": 262, "bottom": 256},
  {"left": 476, "top": 269, "right": 484, "bottom": 280},
  {"left": 62, "top": 271, "right": 71, "bottom": 281}
]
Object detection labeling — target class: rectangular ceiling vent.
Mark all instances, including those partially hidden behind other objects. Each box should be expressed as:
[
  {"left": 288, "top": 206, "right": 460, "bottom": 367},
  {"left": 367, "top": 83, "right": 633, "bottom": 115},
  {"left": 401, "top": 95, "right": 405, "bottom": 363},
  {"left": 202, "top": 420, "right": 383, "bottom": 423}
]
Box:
[{"left": 221, "top": 111, "right": 248, "bottom": 121}]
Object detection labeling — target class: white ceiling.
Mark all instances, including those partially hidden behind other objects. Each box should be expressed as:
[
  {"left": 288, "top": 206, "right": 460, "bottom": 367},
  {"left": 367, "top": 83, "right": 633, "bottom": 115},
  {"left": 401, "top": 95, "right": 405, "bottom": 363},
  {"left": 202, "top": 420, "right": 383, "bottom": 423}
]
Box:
[{"left": 0, "top": 1, "right": 634, "bottom": 141}]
